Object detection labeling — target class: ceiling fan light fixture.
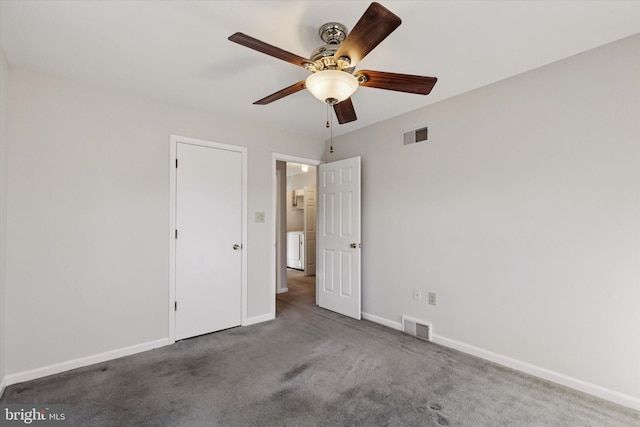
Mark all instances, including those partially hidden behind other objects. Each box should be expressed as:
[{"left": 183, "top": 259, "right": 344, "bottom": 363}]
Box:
[{"left": 305, "top": 70, "right": 358, "bottom": 104}]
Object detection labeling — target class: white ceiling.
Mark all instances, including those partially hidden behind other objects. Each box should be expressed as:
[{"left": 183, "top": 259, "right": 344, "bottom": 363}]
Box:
[{"left": 1, "top": 1, "right": 639, "bottom": 139}]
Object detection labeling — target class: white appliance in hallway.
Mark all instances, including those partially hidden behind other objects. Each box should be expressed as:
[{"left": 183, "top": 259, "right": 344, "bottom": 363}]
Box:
[{"left": 287, "top": 231, "right": 304, "bottom": 270}]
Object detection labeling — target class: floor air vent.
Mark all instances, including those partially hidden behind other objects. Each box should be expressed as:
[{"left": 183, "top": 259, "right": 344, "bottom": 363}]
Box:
[
  {"left": 402, "top": 126, "right": 428, "bottom": 146},
  {"left": 402, "top": 315, "right": 432, "bottom": 341}
]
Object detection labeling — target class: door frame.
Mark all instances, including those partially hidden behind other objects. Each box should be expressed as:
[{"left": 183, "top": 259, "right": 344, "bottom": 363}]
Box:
[
  {"left": 271, "top": 153, "right": 323, "bottom": 316},
  {"left": 169, "top": 135, "right": 248, "bottom": 343}
]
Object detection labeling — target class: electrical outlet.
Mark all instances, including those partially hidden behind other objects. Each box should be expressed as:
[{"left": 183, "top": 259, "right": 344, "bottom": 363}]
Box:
[
  {"left": 255, "top": 212, "right": 265, "bottom": 223},
  {"left": 413, "top": 288, "right": 421, "bottom": 301},
  {"left": 428, "top": 292, "right": 437, "bottom": 306}
]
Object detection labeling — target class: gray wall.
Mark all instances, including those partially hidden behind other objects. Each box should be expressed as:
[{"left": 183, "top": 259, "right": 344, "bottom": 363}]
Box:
[
  {"left": 326, "top": 35, "right": 640, "bottom": 404},
  {"left": 2, "top": 32, "right": 639, "bottom": 409},
  {"left": 4, "top": 67, "right": 324, "bottom": 378}
]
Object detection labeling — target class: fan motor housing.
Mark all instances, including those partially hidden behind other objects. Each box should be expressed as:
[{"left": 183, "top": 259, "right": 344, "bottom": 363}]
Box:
[{"left": 310, "top": 44, "right": 339, "bottom": 62}]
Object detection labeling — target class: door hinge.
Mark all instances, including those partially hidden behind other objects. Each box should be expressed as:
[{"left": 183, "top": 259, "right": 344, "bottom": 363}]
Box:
[
  {"left": 175, "top": 229, "right": 178, "bottom": 239},
  {"left": 175, "top": 159, "right": 178, "bottom": 168},
  {"left": 174, "top": 301, "right": 177, "bottom": 311}
]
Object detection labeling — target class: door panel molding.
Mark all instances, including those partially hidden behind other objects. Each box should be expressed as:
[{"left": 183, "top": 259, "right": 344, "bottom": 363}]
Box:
[{"left": 303, "top": 186, "right": 316, "bottom": 276}]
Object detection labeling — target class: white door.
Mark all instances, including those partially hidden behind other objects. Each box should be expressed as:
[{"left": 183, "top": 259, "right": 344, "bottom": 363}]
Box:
[
  {"left": 175, "top": 142, "right": 242, "bottom": 340},
  {"left": 317, "top": 156, "right": 361, "bottom": 319},
  {"left": 303, "top": 186, "right": 316, "bottom": 276}
]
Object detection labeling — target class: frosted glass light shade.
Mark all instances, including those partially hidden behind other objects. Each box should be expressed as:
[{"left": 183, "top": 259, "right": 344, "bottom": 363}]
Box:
[{"left": 305, "top": 70, "right": 359, "bottom": 104}]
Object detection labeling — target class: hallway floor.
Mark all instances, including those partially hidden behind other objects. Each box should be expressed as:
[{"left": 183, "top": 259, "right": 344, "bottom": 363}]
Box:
[{"left": 276, "top": 268, "right": 315, "bottom": 316}]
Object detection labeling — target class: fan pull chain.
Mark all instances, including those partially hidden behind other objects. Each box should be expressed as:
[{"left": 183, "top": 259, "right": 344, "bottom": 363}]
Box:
[
  {"left": 327, "top": 103, "right": 334, "bottom": 153},
  {"left": 326, "top": 102, "right": 330, "bottom": 129}
]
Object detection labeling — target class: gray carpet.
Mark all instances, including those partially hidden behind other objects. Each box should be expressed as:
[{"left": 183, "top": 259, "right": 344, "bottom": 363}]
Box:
[{"left": 2, "top": 272, "right": 639, "bottom": 426}]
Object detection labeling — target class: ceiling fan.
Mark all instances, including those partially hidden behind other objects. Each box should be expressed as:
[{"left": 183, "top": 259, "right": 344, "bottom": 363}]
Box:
[{"left": 228, "top": 2, "right": 437, "bottom": 124}]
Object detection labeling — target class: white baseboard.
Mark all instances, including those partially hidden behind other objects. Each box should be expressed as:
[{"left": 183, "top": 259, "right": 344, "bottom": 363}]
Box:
[
  {"left": 276, "top": 288, "right": 288, "bottom": 294},
  {"left": 5, "top": 338, "right": 170, "bottom": 387},
  {"left": 362, "top": 311, "right": 640, "bottom": 411},
  {"left": 244, "top": 313, "right": 274, "bottom": 326},
  {"left": 362, "top": 311, "right": 402, "bottom": 331},
  {"left": 0, "top": 376, "right": 6, "bottom": 399},
  {"left": 4, "top": 312, "right": 277, "bottom": 389},
  {"left": 431, "top": 334, "right": 640, "bottom": 411}
]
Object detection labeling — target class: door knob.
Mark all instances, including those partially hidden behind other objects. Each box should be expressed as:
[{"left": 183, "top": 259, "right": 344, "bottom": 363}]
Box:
[
  {"left": 233, "top": 244, "right": 241, "bottom": 250},
  {"left": 350, "top": 243, "right": 357, "bottom": 249}
]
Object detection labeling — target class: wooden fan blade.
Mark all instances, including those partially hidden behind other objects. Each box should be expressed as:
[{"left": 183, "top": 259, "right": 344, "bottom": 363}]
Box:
[
  {"left": 334, "top": 2, "right": 401, "bottom": 66},
  {"left": 228, "top": 32, "right": 311, "bottom": 68},
  {"left": 333, "top": 98, "right": 357, "bottom": 124},
  {"left": 253, "top": 80, "right": 307, "bottom": 105},
  {"left": 356, "top": 70, "right": 437, "bottom": 95}
]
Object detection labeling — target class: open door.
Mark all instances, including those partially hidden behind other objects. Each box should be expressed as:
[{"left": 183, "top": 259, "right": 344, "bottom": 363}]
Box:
[{"left": 317, "top": 156, "right": 361, "bottom": 319}]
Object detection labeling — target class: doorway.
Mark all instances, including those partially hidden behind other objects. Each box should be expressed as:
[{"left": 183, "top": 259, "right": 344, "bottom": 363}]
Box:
[{"left": 272, "top": 155, "right": 321, "bottom": 318}]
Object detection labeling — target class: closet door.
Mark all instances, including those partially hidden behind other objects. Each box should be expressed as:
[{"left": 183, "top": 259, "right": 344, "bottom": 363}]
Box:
[{"left": 175, "top": 142, "right": 242, "bottom": 340}]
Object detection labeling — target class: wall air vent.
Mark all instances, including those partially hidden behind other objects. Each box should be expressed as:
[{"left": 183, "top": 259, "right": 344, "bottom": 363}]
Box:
[
  {"left": 402, "top": 126, "right": 428, "bottom": 147},
  {"left": 402, "top": 315, "right": 432, "bottom": 341}
]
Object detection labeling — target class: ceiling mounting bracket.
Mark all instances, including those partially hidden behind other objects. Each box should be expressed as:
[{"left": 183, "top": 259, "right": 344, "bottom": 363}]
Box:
[
  {"left": 319, "top": 22, "right": 348, "bottom": 45},
  {"left": 310, "top": 22, "right": 350, "bottom": 64}
]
